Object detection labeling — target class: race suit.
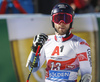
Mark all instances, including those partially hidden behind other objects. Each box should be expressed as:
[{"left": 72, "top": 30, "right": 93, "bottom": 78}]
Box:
[{"left": 27, "top": 33, "right": 92, "bottom": 82}]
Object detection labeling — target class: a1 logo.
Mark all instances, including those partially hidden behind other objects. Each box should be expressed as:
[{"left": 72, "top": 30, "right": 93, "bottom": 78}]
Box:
[
  {"left": 51, "top": 46, "right": 59, "bottom": 56},
  {"left": 51, "top": 45, "right": 64, "bottom": 56}
]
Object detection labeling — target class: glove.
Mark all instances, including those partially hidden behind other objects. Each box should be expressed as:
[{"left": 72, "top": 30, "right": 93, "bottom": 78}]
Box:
[
  {"left": 79, "top": 74, "right": 92, "bottom": 82},
  {"left": 31, "top": 33, "right": 48, "bottom": 53}
]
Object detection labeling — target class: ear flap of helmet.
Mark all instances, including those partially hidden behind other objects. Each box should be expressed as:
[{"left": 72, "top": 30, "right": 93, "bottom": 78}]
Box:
[
  {"left": 70, "top": 22, "right": 73, "bottom": 28},
  {"left": 52, "top": 21, "right": 54, "bottom": 28},
  {"left": 50, "top": 15, "right": 54, "bottom": 28}
]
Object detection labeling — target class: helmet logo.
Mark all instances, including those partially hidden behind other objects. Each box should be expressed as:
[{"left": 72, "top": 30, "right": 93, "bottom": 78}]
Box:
[{"left": 58, "top": 4, "right": 68, "bottom": 9}]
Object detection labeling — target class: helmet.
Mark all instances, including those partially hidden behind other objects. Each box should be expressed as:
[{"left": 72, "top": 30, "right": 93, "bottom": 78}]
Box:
[{"left": 51, "top": 3, "right": 75, "bottom": 29}]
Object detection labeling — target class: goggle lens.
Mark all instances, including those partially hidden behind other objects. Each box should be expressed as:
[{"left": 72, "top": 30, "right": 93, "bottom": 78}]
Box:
[{"left": 52, "top": 13, "right": 72, "bottom": 24}]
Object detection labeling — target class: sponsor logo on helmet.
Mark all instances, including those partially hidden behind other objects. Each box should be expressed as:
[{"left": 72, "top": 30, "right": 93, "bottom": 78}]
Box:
[
  {"left": 58, "top": 4, "right": 68, "bottom": 9},
  {"left": 77, "top": 52, "right": 88, "bottom": 61}
]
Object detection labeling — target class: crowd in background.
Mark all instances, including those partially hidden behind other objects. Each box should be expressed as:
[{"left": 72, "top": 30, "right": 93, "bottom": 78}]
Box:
[
  {"left": 0, "top": 0, "right": 100, "bottom": 14},
  {"left": 0, "top": 0, "right": 34, "bottom": 14}
]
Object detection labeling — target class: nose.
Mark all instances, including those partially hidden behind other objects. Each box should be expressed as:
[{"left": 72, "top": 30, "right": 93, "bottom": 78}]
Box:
[{"left": 59, "top": 20, "right": 66, "bottom": 24}]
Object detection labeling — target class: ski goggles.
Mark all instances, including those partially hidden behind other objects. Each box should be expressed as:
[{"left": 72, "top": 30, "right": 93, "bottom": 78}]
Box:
[{"left": 52, "top": 13, "right": 73, "bottom": 24}]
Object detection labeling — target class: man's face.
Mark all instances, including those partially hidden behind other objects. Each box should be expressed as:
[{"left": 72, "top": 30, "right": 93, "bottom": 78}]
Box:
[{"left": 54, "top": 22, "right": 70, "bottom": 35}]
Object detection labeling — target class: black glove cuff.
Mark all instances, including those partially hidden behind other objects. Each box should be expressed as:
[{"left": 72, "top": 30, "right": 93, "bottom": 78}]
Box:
[{"left": 31, "top": 44, "right": 42, "bottom": 53}]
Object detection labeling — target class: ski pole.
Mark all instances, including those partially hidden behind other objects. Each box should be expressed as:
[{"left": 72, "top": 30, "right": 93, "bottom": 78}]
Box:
[{"left": 26, "top": 45, "right": 41, "bottom": 82}]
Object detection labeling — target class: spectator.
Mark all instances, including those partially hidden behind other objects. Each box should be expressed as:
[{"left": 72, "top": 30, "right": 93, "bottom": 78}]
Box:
[
  {"left": 59, "top": 0, "right": 95, "bottom": 13},
  {"left": 0, "top": 0, "right": 34, "bottom": 14},
  {"left": 95, "top": 0, "right": 100, "bottom": 12},
  {"left": 38, "top": 0, "right": 59, "bottom": 14}
]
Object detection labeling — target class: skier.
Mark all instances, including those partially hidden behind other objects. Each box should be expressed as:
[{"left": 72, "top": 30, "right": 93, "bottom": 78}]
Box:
[{"left": 26, "top": 3, "right": 92, "bottom": 82}]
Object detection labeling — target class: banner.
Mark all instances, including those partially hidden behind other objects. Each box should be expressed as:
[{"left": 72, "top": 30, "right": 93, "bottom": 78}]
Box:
[{"left": 0, "top": 19, "right": 17, "bottom": 82}]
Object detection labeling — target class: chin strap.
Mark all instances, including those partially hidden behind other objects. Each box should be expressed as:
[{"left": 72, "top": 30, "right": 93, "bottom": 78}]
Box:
[{"left": 80, "top": 74, "right": 92, "bottom": 82}]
